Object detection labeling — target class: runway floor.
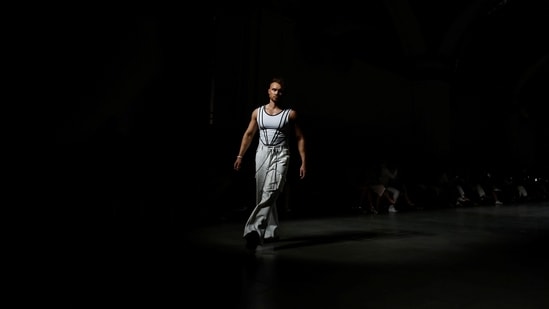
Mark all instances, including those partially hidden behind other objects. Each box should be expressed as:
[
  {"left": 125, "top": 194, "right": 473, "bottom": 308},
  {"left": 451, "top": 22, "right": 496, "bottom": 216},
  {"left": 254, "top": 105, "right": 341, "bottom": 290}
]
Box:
[{"left": 46, "top": 201, "right": 549, "bottom": 308}]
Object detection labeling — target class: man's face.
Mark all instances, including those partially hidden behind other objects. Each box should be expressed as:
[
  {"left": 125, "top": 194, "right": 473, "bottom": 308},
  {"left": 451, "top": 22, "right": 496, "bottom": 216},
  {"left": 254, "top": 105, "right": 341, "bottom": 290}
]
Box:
[{"left": 268, "top": 82, "right": 283, "bottom": 101}]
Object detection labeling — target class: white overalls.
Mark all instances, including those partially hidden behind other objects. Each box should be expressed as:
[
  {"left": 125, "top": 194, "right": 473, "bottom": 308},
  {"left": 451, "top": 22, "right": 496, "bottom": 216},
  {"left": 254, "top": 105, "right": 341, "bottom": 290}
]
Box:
[{"left": 243, "top": 106, "right": 291, "bottom": 242}]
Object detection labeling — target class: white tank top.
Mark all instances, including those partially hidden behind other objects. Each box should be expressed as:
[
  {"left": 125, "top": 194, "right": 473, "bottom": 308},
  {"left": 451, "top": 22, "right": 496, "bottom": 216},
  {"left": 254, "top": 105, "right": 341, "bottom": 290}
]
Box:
[{"left": 257, "top": 105, "right": 291, "bottom": 146}]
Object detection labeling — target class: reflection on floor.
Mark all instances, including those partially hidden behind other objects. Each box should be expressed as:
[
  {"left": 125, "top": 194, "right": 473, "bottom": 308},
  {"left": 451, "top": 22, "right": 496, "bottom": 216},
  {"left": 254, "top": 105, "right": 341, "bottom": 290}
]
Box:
[{"left": 48, "top": 202, "right": 549, "bottom": 308}]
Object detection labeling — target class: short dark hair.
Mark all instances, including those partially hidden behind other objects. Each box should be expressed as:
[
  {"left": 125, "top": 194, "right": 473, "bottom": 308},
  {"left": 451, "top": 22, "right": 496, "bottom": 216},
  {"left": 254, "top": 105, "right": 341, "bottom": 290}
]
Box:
[{"left": 270, "top": 77, "right": 285, "bottom": 89}]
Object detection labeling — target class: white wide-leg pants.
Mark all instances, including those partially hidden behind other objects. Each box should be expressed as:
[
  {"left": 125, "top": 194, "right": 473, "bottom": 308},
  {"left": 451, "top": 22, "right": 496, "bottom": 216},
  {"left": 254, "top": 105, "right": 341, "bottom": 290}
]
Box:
[{"left": 243, "top": 144, "right": 290, "bottom": 241}]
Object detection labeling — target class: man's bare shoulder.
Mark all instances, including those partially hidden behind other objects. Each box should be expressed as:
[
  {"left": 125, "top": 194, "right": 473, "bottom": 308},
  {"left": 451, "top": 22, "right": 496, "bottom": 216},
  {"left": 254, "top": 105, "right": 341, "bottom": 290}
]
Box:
[
  {"left": 251, "top": 107, "right": 260, "bottom": 116},
  {"left": 288, "top": 109, "right": 298, "bottom": 120}
]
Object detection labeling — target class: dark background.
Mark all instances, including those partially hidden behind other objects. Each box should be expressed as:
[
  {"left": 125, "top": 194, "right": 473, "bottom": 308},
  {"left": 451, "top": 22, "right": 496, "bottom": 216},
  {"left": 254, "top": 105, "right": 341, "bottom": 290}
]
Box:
[{"left": 17, "top": 1, "right": 548, "bottom": 232}]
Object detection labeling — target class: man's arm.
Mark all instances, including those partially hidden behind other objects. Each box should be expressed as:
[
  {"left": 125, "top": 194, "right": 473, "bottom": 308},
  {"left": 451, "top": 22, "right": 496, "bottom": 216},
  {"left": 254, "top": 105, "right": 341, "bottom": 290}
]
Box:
[
  {"left": 290, "top": 109, "right": 306, "bottom": 179},
  {"left": 234, "top": 108, "right": 259, "bottom": 171}
]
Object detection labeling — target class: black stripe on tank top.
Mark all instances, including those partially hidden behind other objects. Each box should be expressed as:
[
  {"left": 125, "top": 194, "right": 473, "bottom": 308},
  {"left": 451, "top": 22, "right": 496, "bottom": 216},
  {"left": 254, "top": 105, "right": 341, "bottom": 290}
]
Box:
[{"left": 258, "top": 106, "right": 290, "bottom": 146}]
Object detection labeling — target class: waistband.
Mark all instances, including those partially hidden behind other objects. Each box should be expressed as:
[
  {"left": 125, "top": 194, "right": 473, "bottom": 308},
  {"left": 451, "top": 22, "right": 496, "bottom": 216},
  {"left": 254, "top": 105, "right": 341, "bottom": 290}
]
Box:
[{"left": 258, "top": 143, "right": 288, "bottom": 150}]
